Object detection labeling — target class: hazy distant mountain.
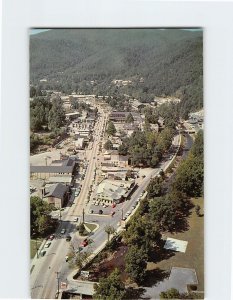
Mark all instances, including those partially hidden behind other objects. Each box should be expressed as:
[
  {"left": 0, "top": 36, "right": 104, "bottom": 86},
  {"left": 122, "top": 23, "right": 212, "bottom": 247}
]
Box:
[{"left": 30, "top": 29, "right": 203, "bottom": 115}]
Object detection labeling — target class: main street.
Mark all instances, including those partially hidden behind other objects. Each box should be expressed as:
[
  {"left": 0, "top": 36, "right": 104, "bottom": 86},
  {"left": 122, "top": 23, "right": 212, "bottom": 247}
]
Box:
[
  {"left": 31, "top": 106, "right": 108, "bottom": 299},
  {"left": 31, "top": 110, "right": 182, "bottom": 299}
]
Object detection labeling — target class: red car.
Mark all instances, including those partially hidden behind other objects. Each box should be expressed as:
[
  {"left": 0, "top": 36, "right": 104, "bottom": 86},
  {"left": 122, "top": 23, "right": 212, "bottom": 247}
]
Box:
[
  {"left": 112, "top": 203, "right": 116, "bottom": 208},
  {"left": 48, "top": 234, "right": 55, "bottom": 241},
  {"left": 81, "top": 239, "right": 88, "bottom": 247}
]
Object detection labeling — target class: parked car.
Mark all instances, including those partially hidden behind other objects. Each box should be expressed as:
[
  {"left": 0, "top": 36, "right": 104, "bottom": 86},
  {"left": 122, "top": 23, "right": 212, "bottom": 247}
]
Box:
[
  {"left": 99, "top": 209, "right": 103, "bottom": 214},
  {"left": 61, "top": 229, "right": 66, "bottom": 234},
  {"left": 48, "top": 234, "right": 55, "bottom": 241},
  {"left": 81, "top": 239, "right": 88, "bottom": 247},
  {"left": 45, "top": 242, "right": 51, "bottom": 248},
  {"left": 112, "top": 203, "right": 116, "bottom": 208},
  {"left": 66, "top": 235, "right": 71, "bottom": 241},
  {"left": 73, "top": 217, "right": 78, "bottom": 222},
  {"left": 89, "top": 210, "right": 94, "bottom": 214},
  {"left": 111, "top": 211, "right": 115, "bottom": 217},
  {"left": 40, "top": 250, "right": 46, "bottom": 257}
]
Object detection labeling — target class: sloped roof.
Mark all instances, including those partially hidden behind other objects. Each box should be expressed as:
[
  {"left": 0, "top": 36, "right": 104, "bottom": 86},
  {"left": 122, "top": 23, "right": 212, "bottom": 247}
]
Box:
[
  {"left": 30, "top": 157, "right": 76, "bottom": 174},
  {"left": 45, "top": 183, "right": 68, "bottom": 199}
]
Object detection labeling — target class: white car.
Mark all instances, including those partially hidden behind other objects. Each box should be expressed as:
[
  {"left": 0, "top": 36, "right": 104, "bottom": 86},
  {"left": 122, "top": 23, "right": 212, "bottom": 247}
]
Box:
[
  {"left": 73, "top": 217, "right": 78, "bottom": 222},
  {"left": 61, "top": 229, "right": 66, "bottom": 234},
  {"left": 45, "top": 242, "right": 51, "bottom": 248}
]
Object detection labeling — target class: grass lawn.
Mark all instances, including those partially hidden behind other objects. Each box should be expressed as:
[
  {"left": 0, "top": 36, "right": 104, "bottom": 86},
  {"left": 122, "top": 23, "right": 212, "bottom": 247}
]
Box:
[
  {"left": 30, "top": 239, "right": 43, "bottom": 259},
  {"left": 148, "top": 197, "right": 204, "bottom": 291},
  {"left": 84, "top": 222, "right": 97, "bottom": 232}
]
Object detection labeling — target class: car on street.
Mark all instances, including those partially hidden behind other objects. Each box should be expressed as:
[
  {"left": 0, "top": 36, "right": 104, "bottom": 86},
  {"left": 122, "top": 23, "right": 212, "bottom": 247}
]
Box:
[
  {"left": 45, "top": 242, "right": 51, "bottom": 248},
  {"left": 111, "top": 211, "right": 115, "bottom": 217},
  {"left": 40, "top": 250, "right": 46, "bottom": 257},
  {"left": 112, "top": 203, "right": 116, "bottom": 208},
  {"left": 75, "top": 247, "right": 83, "bottom": 253},
  {"left": 61, "top": 229, "right": 66, "bottom": 234},
  {"left": 48, "top": 234, "right": 55, "bottom": 241},
  {"left": 66, "top": 235, "right": 72, "bottom": 241},
  {"left": 73, "top": 217, "right": 78, "bottom": 222},
  {"left": 65, "top": 255, "right": 69, "bottom": 262},
  {"left": 81, "top": 239, "right": 88, "bottom": 247},
  {"left": 99, "top": 209, "right": 103, "bottom": 214},
  {"left": 89, "top": 210, "right": 94, "bottom": 214},
  {"left": 125, "top": 212, "right": 130, "bottom": 217},
  {"left": 122, "top": 216, "right": 127, "bottom": 221}
]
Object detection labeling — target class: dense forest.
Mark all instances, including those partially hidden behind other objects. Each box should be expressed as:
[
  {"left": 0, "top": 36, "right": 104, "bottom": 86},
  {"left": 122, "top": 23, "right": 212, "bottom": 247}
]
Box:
[{"left": 30, "top": 29, "right": 203, "bottom": 117}]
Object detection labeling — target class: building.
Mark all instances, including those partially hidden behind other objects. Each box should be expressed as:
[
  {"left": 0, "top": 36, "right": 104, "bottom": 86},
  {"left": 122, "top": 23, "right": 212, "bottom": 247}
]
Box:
[
  {"left": 43, "top": 183, "right": 69, "bottom": 208},
  {"left": 101, "top": 151, "right": 128, "bottom": 168},
  {"left": 65, "top": 112, "right": 80, "bottom": 121},
  {"left": 96, "top": 179, "right": 135, "bottom": 204},
  {"left": 30, "top": 157, "right": 77, "bottom": 180},
  {"left": 75, "top": 138, "right": 85, "bottom": 150}
]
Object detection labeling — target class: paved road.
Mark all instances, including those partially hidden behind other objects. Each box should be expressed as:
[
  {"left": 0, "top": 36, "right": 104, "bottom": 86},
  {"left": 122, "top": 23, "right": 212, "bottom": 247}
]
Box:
[
  {"left": 30, "top": 117, "right": 181, "bottom": 299},
  {"left": 31, "top": 107, "right": 107, "bottom": 299}
]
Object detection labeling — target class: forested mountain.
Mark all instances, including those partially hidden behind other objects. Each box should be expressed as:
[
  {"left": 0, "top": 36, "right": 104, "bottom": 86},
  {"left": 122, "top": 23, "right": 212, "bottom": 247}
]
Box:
[{"left": 30, "top": 29, "right": 203, "bottom": 116}]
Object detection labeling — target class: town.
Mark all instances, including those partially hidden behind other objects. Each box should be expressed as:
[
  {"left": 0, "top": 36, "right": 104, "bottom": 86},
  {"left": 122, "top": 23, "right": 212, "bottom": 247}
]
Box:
[{"left": 30, "top": 89, "right": 204, "bottom": 299}]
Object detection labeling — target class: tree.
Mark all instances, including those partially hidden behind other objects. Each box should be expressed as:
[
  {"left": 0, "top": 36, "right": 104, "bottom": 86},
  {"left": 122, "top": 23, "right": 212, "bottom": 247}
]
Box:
[
  {"left": 104, "top": 139, "right": 113, "bottom": 150},
  {"left": 94, "top": 268, "right": 126, "bottom": 300},
  {"left": 30, "top": 86, "right": 36, "bottom": 98},
  {"left": 160, "top": 288, "right": 181, "bottom": 299},
  {"left": 30, "top": 196, "right": 55, "bottom": 237},
  {"left": 48, "top": 97, "right": 66, "bottom": 132},
  {"left": 78, "top": 223, "right": 86, "bottom": 236},
  {"left": 123, "top": 217, "right": 161, "bottom": 255},
  {"left": 106, "top": 121, "right": 116, "bottom": 136},
  {"left": 125, "top": 112, "right": 134, "bottom": 123},
  {"left": 147, "top": 176, "right": 163, "bottom": 198},
  {"left": 104, "top": 225, "right": 116, "bottom": 242},
  {"left": 125, "top": 246, "right": 147, "bottom": 284},
  {"left": 160, "top": 288, "right": 203, "bottom": 299}
]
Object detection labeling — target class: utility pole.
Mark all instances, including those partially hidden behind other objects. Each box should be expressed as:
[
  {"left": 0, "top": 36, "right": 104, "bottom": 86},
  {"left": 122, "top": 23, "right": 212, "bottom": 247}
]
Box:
[
  {"left": 55, "top": 271, "right": 60, "bottom": 295},
  {"left": 82, "top": 208, "right": 85, "bottom": 224},
  {"left": 121, "top": 209, "right": 123, "bottom": 220}
]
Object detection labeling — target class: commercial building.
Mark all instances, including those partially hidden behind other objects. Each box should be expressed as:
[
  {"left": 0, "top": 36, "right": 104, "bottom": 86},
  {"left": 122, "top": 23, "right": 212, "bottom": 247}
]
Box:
[
  {"left": 96, "top": 179, "right": 135, "bottom": 205},
  {"left": 42, "top": 183, "right": 69, "bottom": 208},
  {"left": 30, "top": 157, "right": 77, "bottom": 180}
]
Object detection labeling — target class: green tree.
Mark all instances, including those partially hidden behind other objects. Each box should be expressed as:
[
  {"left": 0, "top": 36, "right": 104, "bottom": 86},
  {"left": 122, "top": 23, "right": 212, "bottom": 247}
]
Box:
[
  {"left": 30, "top": 196, "right": 55, "bottom": 237},
  {"left": 147, "top": 176, "right": 163, "bottom": 198},
  {"left": 124, "top": 217, "right": 161, "bottom": 255},
  {"left": 106, "top": 121, "right": 116, "bottom": 136},
  {"left": 30, "top": 86, "right": 36, "bottom": 98},
  {"left": 104, "top": 139, "right": 113, "bottom": 150},
  {"left": 78, "top": 223, "right": 86, "bottom": 236},
  {"left": 104, "top": 225, "right": 116, "bottom": 242},
  {"left": 160, "top": 288, "right": 181, "bottom": 299},
  {"left": 94, "top": 268, "right": 126, "bottom": 300},
  {"left": 125, "top": 246, "right": 147, "bottom": 284},
  {"left": 48, "top": 97, "right": 66, "bottom": 131}
]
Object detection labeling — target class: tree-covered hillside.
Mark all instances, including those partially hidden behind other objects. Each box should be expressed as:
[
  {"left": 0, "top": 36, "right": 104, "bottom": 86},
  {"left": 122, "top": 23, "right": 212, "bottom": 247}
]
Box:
[{"left": 30, "top": 29, "right": 203, "bottom": 116}]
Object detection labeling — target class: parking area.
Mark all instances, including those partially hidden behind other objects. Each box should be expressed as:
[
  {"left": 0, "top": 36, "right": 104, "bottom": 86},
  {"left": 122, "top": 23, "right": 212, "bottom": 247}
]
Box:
[{"left": 88, "top": 201, "right": 117, "bottom": 216}]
